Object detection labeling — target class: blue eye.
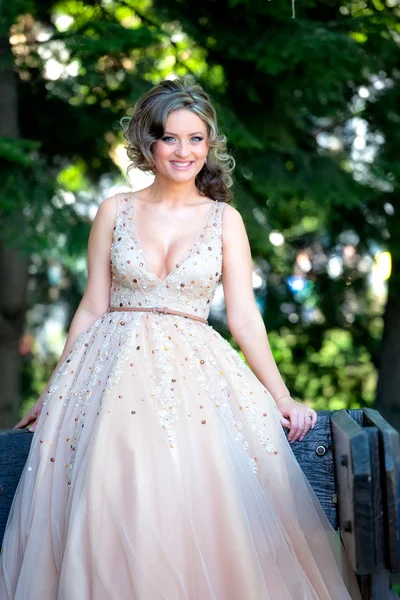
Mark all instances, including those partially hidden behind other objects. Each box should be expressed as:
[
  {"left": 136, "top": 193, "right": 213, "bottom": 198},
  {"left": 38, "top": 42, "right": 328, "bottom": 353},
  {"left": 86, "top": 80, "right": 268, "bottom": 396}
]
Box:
[{"left": 161, "top": 135, "right": 204, "bottom": 142}]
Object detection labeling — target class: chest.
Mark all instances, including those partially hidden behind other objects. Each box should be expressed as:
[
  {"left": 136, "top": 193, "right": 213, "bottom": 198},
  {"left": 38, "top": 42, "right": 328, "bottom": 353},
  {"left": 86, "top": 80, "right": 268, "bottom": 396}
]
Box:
[{"left": 110, "top": 213, "right": 223, "bottom": 296}]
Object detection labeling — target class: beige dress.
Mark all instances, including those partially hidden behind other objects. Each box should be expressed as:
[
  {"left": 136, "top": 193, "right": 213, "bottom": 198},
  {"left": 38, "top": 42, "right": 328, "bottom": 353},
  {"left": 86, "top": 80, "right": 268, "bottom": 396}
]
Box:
[{"left": 0, "top": 193, "right": 362, "bottom": 599}]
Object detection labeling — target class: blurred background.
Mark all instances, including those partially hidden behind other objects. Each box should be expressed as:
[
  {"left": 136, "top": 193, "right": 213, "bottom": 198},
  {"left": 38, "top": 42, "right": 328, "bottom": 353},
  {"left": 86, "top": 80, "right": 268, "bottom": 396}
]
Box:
[{"left": 0, "top": 0, "right": 399, "bottom": 433}]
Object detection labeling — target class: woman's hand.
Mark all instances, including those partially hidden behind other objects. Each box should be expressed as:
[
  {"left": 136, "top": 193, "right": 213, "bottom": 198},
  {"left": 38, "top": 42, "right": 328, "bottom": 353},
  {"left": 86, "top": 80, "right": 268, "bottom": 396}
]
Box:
[
  {"left": 275, "top": 396, "right": 317, "bottom": 443},
  {"left": 14, "top": 398, "right": 44, "bottom": 432}
]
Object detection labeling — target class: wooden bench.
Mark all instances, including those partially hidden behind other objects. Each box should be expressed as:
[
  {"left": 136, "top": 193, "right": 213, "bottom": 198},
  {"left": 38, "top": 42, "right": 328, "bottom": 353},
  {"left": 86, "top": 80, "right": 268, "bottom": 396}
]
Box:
[{"left": 1, "top": 408, "right": 399, "bottom": 599}]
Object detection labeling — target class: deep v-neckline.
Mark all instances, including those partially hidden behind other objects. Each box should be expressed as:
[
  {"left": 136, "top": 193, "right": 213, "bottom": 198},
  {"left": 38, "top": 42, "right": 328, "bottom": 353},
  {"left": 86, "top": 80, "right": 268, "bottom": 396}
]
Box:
[{"left": 131, "top": 196, "right": 216, "bottom": 285}]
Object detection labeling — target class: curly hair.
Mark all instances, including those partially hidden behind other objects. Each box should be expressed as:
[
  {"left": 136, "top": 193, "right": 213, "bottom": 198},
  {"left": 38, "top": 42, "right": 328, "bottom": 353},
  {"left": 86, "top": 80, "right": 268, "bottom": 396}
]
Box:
[{"left": 121, "top": 77, "right": 235, "bottom": 203}]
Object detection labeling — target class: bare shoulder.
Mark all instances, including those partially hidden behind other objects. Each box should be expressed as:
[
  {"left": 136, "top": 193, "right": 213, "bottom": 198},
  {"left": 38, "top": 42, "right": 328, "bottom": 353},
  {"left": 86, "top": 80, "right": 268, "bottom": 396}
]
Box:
[
  {"left": 221, "top": 202, "right": 244, "bottom": 224},
  {"left": 87, "top": 194, "right": 121, "bottom": 247},
  {"left": 97, "top": 193, "right": 119, "bottom": 221},
  {"left": 94, "top": 192, "right": 132, "bottom": 233},
  {"left": 221, "top": 203, "right": 247, "bottom": 241}
]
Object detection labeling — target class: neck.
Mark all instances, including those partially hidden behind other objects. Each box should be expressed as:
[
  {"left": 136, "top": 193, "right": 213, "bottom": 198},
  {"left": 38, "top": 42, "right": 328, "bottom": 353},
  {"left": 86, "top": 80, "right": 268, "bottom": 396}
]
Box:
[{"left": 145, "top": 173, "right": 201, "bottom": 205}]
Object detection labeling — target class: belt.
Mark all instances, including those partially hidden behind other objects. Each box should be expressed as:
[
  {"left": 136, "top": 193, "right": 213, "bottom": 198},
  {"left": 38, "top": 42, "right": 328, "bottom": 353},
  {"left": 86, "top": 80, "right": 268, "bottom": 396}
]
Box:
[{"left": 109, "top": 306, "right": 208, "bottom": 325}]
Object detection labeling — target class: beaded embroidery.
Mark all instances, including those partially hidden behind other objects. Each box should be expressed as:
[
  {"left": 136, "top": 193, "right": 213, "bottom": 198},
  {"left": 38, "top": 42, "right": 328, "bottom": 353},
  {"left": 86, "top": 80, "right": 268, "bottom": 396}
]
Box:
[
  {"left": 39, "top": 192, "right": 278, "bottom": 487},
  {"left": 109, "top": 194, "right": 222, "bottom": 320}
]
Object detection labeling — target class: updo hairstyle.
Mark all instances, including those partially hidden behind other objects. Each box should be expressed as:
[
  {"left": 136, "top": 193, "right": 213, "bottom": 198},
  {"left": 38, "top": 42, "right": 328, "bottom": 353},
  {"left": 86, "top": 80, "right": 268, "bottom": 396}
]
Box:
[{"left": 121, "top": 77, "right": 235, "bottom": 203}]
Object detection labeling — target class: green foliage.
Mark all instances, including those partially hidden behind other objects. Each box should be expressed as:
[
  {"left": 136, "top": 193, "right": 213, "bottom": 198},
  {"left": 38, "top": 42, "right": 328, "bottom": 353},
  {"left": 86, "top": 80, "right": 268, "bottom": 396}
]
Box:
[
  {"left": 57, "top": 161, "right": 90, "bottom": 192},
  {"left": 0, "top": 137, "right": 41, "bottom": 166},
  {"left": 1, "top": 0, "right": 399, "bottom": 411},
  {"left": 20, "top": 351, "right": 56, "bottom": 417}
]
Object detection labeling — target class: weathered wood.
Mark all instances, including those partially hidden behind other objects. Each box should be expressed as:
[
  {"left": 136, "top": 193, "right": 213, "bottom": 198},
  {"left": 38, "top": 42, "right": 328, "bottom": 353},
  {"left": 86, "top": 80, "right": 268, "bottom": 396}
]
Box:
[
  {"left": 345, "top": 409, "right": 400, "bottom": 598},
  {"left": 0, "top": 429, "right": 33, "bottom": 547},
  {"left": 349, "top": 409, "right": 364, "bottom": 427},
  {"left": 366, "top": 427, "right": 385, "bottom": 570},
  {"left": 286, "top": 410, "right": 337, "bottom": 529},
  {"left": 358, "top": 570, "right": 396, "bottom": 600},
  {"left": 331, "top": 410, "right": 374, "bottom": 575},
  {"left": 365, "top": 426, "right": 395, "bottom": 599},
  {"left": 363, "top": 408, "right": 400, "bottom": 573}
]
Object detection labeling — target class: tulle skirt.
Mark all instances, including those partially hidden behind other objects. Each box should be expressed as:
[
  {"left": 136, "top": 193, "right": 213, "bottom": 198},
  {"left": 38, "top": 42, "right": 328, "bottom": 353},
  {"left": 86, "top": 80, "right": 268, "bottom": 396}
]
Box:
[{"left": 0, "top": 311, "right": 361, "bottom": 599}]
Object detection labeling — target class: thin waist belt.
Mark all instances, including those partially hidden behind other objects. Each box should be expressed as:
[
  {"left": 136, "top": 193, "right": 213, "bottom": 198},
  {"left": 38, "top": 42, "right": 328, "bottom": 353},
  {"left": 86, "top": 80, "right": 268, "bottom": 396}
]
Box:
[{"left": 109, "top": 306, "right": 208, "bottom": 325}]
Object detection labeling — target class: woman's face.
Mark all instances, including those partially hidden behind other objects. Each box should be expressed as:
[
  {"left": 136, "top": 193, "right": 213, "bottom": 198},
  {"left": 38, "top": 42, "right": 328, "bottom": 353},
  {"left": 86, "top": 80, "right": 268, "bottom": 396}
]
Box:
[{"left": 152, "top": 108, "right": 209, "bottom": 182}]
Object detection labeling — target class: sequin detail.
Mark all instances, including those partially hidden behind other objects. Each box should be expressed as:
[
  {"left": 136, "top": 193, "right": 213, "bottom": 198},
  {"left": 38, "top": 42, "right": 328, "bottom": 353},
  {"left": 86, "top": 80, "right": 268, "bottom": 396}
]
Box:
[
  {"left": 109, "top": 195, "right": 222, "bottom": 319},
  {"left": 182, "top": 318, "right": 277, "bottom": 473},
  {"left": 38, "top": 192, "right": 278, "bottom": 490}
]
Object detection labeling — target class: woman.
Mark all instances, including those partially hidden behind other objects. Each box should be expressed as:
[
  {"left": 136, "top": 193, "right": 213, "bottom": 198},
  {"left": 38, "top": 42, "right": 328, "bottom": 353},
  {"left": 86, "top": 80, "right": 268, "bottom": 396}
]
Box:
[{"left": 0, "top": 78, "right": 361, "bottom": 599}]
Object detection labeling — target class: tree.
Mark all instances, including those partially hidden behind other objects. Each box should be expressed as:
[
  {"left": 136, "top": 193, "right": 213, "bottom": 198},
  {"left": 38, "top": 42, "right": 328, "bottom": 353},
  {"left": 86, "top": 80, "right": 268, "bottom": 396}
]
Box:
[{"left": 0, "top": 4, "right": 31, "bottom": 429}]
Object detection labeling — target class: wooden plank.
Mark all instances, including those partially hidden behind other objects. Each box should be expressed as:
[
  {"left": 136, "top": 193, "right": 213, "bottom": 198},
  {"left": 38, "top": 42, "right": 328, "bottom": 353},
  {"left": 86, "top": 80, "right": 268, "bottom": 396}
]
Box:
[
  {"left": 288, "top": 410, "right": 337, "bottom": 529},
  {"left": 350, "top": 420, "right": 394, "bottom": 598},
  {"left": 349, "top": 409, "right": 364, "bottom": 427},
  {"left": 365, "top": 427, "right": 385, "bottom": 570},
  {"left": 358, "top": 570, "right": 395, "bottom": 600},
  {"left": 0, "top": 429, "right": 33, "bottom": 548},
  {"left": 331, "top": 410, "right": 374, "bottom": 575},
  {"left": 363, "top": 408, "right": 400, "bottom": 573},
  {"left": 365, "top": 427, "right": 395, "bottom": 599}
]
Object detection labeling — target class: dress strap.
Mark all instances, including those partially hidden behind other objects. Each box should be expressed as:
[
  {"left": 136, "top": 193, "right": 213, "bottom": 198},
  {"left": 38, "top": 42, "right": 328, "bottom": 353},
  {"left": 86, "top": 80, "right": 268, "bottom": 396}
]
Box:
[
  {"left": 114, "top": 193, "right": 133, "bottom": 233},
  {"left": 213, "top": 201, "right": 226, "bottom": 243}
]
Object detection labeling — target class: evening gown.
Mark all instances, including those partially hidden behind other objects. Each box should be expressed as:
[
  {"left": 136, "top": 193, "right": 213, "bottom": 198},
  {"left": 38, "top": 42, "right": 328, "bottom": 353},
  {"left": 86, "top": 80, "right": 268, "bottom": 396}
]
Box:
[{"left": 0, "top": 193, "right": 362, "bottom": 599}]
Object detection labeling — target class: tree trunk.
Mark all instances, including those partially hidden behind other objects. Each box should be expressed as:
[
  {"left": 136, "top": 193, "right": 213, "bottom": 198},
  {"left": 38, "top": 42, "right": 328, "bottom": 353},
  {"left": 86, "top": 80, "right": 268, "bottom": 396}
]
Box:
[
  {"left": 376, "top": 208, "right": 400, "bottom": 432},
  {"left": 0, "top": 41, "right": 29, "bottom": 428},
  {"left": 0, "top": 243, "right": 29, "bottom": 428}
]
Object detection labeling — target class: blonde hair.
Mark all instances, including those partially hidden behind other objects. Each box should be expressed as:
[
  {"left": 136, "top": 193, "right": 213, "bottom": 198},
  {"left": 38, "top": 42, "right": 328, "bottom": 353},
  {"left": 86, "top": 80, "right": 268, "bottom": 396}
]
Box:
[{"left": 121, "top": 77, "right": 235, "bottom": 203}]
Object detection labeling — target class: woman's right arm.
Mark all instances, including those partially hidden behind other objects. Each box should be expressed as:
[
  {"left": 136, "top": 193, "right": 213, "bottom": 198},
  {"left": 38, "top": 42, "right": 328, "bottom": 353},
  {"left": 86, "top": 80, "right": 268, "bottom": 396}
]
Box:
[{"left": 14, "top": 194, "right": 117, "bottom": 430}]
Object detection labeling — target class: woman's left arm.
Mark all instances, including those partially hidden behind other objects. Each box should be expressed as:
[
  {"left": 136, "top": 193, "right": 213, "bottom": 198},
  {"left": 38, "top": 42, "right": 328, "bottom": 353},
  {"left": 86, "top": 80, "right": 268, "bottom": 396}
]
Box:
[{"left": 221, "top": 204, "right": 317, "bottom": 443}]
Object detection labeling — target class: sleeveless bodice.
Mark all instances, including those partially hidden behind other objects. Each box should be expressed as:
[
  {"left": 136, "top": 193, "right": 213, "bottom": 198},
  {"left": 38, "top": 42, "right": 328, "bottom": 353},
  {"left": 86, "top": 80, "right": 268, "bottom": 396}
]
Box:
[{"left": 109, "top": 193, "right": 225, "bottom": 321}]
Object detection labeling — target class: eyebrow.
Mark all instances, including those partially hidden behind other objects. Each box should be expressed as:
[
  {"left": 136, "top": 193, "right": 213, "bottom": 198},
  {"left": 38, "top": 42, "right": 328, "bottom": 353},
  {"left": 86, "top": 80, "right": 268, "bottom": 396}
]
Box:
[{"left": 163, "top": 131, "right": 205, "bottom": 136}]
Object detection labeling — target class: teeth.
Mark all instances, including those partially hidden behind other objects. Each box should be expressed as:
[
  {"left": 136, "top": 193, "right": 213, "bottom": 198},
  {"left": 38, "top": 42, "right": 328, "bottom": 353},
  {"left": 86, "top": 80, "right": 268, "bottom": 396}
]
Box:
[{"left": 171, "top": 161, "right": 192, "bottom": 166}]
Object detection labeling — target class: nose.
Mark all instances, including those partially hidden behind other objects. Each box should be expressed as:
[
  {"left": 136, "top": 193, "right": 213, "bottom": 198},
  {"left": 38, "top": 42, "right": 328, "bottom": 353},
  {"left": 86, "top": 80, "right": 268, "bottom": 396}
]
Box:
[{"left": 175, "top": 140, "right": 190, "bottom": 158}]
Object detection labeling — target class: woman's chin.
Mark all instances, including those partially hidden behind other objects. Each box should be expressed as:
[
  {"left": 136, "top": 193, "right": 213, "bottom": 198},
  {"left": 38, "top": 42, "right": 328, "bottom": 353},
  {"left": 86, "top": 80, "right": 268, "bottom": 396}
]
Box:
[{"left": 164, "top": 167, "right": 199, "bottom": 182}]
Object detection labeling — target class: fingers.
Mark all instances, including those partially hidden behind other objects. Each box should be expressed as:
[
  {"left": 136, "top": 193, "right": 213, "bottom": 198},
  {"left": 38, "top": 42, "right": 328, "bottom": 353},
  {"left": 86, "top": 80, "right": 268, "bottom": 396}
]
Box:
[
  {"left": 279, "top": 414, "right": 291, "bottom": 428},
  {"left": 29, "top": 419, "right": 38, "bottom": 432},
  {"left": 13, "top": 414, "right": 34, "bottom": 429},
  {"left": 288, "top": 411, "right": 300, "bottom": 443},
  {"left": 288, "top": 409, "right": 318, "bottom": 443},
  {"left": 279, "top": 404, "right": 320, "bottom": 444},
  {"left": 297, "top": 415, "right": 306, "bottom": 443},
  {"left": 299, "top": 415, "right": 312, "bottom": 441},
  {"left": 311, "top": 410, "right": 318, "bottom": 429}
]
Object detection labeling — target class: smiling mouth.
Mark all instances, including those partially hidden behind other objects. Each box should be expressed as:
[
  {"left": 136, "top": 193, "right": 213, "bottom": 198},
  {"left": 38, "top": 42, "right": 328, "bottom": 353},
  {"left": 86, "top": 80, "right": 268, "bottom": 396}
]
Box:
[{"left": 170, "top": 161, "right": 194, "bottom": 168}]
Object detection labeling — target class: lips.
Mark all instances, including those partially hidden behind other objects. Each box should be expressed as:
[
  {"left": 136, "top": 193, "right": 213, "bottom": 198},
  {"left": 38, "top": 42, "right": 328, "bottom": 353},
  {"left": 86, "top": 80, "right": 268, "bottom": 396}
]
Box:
[{"left": 170, "top": 161, "right": 194, "bottom": 169}]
